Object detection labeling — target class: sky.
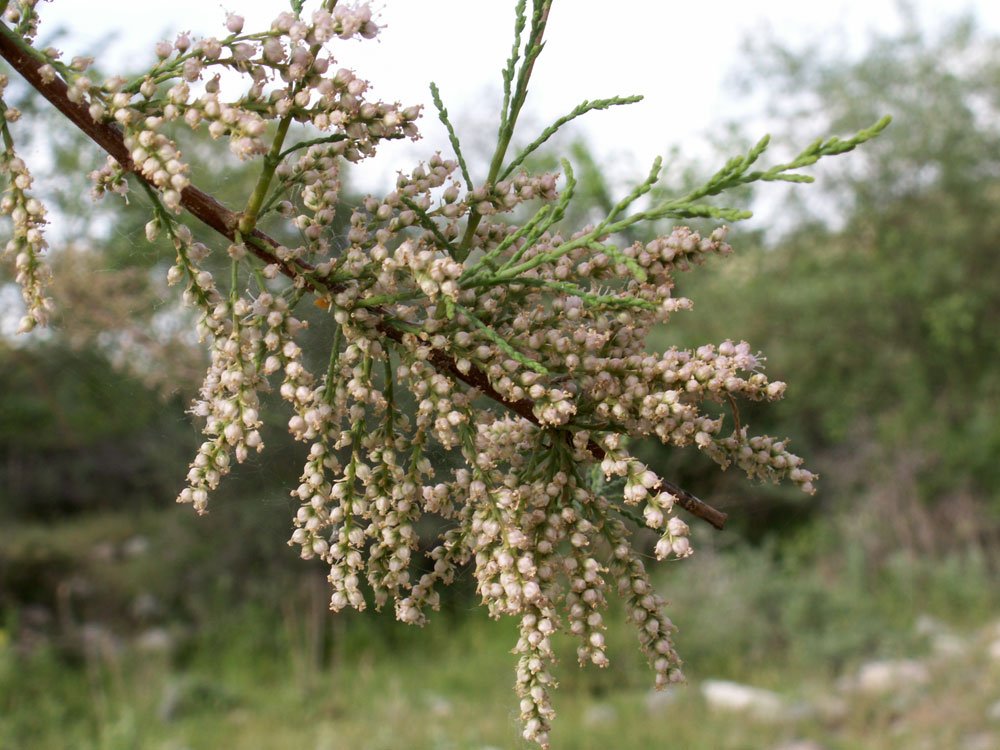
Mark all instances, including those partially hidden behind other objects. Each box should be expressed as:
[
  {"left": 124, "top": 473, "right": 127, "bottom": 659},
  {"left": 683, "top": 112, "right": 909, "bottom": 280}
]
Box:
[{"left": 37, "top": 0, "right": 1000, "bottom": 196}]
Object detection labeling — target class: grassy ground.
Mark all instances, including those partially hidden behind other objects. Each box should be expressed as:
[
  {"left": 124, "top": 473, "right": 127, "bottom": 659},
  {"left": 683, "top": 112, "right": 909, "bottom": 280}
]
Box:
[{"left": 2, "top": 511, "right": 999, "bottom": 749}]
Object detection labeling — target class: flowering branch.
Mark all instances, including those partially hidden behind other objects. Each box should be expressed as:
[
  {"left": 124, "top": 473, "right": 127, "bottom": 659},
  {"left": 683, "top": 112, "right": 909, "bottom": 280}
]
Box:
[
  {"left": 0, "top": 14, "right": 731, "bottom": 531},
  {"left": 0, "top": 2, "right": 888, "bottom": 746}
]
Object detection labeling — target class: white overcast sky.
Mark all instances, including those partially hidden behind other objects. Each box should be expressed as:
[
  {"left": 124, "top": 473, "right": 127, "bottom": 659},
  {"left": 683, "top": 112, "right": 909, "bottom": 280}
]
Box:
[{"left": 36, "top": 0, "right": 1000, "bottom": 192}]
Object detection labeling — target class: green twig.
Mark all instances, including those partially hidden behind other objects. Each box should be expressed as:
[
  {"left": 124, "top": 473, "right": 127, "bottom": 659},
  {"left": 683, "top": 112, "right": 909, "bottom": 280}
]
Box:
[
  {"left": 399, "top": 195, "right": 460, "bottom": 257},
  {"left": 276, "top": 132, "right": 348, "bottom": 161},
  {"left": 323, "top": 326, "right": 343, "bottom": 403},
  {"left": 461, "top": 275, "right": 658, "bottom": 311},
  {"left": 499, "top": 0, "right": 529, "bottom": 136},
  {"left": 461, "top": 203, "right": 552, "bottom": 281},
  {"left": 429, "top": 82, "right": 473, "bottom": 190},
  {"left": 501, "top": 95, "right": 642, "bottom": 180},
  {"left": 238, "top": 116, "right": 292, "bottom": 235},
  {"left": 497, "top": 158, "right": 576, "bottom": 274}
]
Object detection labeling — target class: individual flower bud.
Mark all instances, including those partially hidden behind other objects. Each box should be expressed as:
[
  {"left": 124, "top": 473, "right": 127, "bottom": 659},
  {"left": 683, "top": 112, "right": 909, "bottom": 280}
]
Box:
[
  {"left": 653, "top": 492, "right": 676, "bottom": 512},
  {"left": 163, "top": 190, "right": 181, "bottom": 210},
  {"left": 70, "top": 56, "right": 93, "bottom": 72},
  {"left": 639, "top": 470, "right": 660, "bottom": 489},
  {"left": 262, "top": 38, "right": 284, "bottom": 64},
  {"left": 667, "top": 517, "right": 689, "bottom": 537},
  {"left": 766, "top": 381, "right": 786, "bottom": 399},
  {"left": 225, "top": 13, "right": 244, "bottom": 34},
  {"left": 182, "top": 58, "right": 202, "bottom": 82},
  {"left": 200, "top": 37, "right": 222, "bottom": 60},
  {"left": 654, "top": 538, "right": 673, "bottom": 559},
  {"left": 223, "top": 421, "right": 242, "bottom": 444}
]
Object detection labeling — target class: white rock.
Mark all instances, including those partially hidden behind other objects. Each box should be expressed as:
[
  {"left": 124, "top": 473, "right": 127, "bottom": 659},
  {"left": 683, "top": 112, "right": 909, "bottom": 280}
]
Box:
[
  {"left": 931, "top": 633, "right": 967, "bottom": 658},
  {"left": 80, "top": 623, "right": 119, "bottom": 656},
  {"left": 645, "top": 687, "right": 678, "bottom": 714},
  {"left": 583, "top": 702, "right": 618, "bottom": 726},
  {"left": 988, "top": 639, "right": 1000, "bottom": 662},
  {"left": 914, "top": 614, "right": 947, "bottom": 637},
  {"left": 853, "top": 659, "right": 929, "bottom": 694},
  {"left": 425, "top": 693, "right": 452, "bottom": 717},
  {"left": 962, "top": 732, "right": 998, "bottom": 750},
  {"left": 701, "top": 679, "right": 788, "bottom": 721},
  {"left": 123, "top": 534, "right": 150, "bottom": 557},
  {"left": 136, "top": 627, "right": 173, "bottom": 653},
  {"left": 812, "top": 694, "right": 848, "bottom": 722},
  {"left": 131, "top": 592, "right": 161, "bottom": 619},
  {"left": 913, "top": 616, "right": 971, "bottom": 658},
  {"left": 158, "top": 681, "right": 183, "bottom": 722},
  {"left": 773, "top": 741, "right": 824, "bottom": 750},
  {"left": 89, "top": 542, "right": 116, "bottom": 562}
]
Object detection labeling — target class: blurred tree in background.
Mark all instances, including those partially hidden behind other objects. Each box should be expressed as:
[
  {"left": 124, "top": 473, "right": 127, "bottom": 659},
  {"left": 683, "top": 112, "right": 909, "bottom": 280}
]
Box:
[{"left": 642, "top": 15, "right": 1000, "bottom": 556}]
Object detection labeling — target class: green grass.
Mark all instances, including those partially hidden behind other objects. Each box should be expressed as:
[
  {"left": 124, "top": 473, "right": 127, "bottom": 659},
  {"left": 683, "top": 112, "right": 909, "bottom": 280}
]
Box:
[{"left": 2, "top": 510, "right": 998, "bottom": 749}]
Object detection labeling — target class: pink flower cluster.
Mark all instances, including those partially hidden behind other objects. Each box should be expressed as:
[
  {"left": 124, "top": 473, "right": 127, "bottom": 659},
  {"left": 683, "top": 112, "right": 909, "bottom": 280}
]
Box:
[{"left": 3, "top": 3, "right": 826, "bottom": 747}]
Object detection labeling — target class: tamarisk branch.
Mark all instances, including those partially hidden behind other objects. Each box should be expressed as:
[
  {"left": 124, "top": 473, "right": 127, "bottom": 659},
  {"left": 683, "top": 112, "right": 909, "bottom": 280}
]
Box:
[{"left": 0, "top": 19, "right": 728, "bottom": 530}]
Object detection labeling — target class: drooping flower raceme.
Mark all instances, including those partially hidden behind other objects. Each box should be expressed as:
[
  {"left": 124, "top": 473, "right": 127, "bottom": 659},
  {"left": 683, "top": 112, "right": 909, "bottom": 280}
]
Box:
[
  {"left": 0, "top": 73, "right": 53, "bottom": 334},
  {"left": 0, "top": 1, "right": 888, "bottom": 746}
]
